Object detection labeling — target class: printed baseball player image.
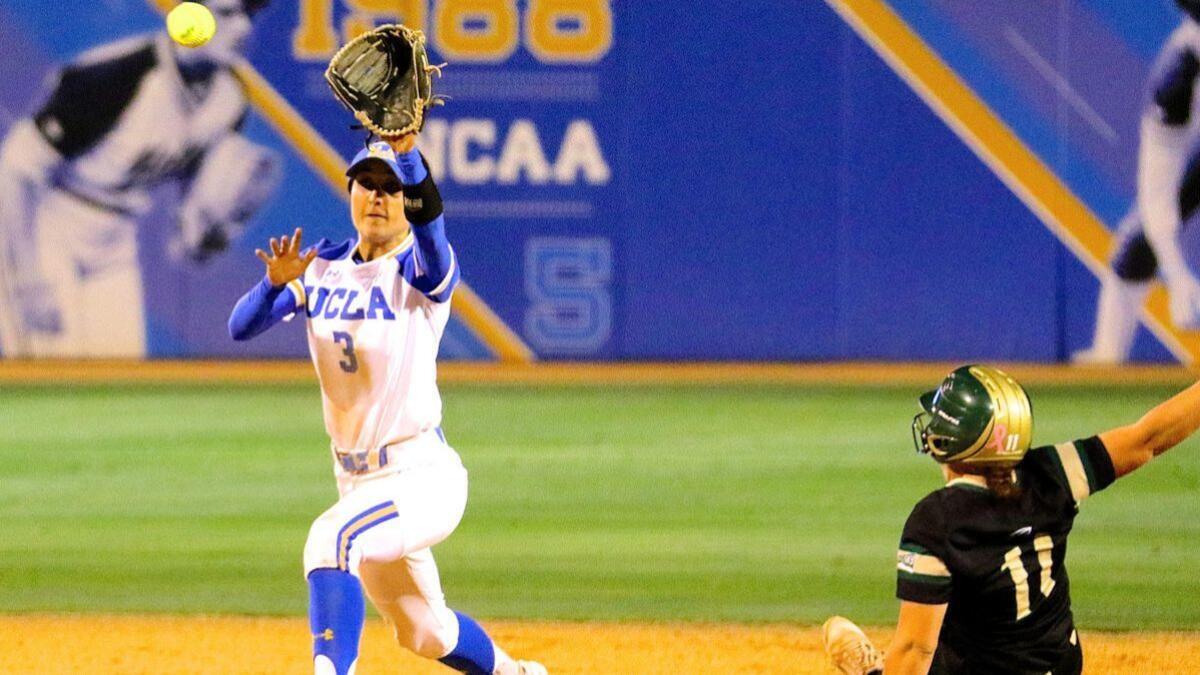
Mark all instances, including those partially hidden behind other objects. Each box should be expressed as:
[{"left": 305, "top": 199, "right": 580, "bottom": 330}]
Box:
[
  {"left": 0, "top": 0, "right": 279, "bottom": 358},
  {"left": 822, "top": 365, "right": 1200, "bottom": 674},
  {"left": 228, "top": 135, "right": 547, "bottom": 675},
  {"left": 1077, "top": 0, "right": 1200, "bottom": 364}
]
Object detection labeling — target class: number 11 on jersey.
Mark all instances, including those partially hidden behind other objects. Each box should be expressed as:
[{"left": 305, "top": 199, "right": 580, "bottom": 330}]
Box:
[{"left": 1001, "top": 534, "right": 1057, "bottom": 620}]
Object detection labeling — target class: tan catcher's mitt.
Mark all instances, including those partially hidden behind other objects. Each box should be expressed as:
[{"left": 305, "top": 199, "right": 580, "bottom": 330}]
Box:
[{"left": 325, "top": 24, "right": 442, "bottom": 137}]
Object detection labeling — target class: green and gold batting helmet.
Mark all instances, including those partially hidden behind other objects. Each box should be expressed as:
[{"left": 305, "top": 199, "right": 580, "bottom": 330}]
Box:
[{"left": 911, "top": 365, "right": 1033, "bottom": 466}]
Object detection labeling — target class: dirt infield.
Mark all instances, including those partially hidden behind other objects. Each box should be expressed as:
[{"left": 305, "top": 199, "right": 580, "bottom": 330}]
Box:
[{"left": 8, "top": 615, "right": 1200, "bottom": 674}]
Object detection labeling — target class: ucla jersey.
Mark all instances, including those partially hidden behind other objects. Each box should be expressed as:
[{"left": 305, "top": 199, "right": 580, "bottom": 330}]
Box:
[{"left": 290, "top": 235, "right": 458, "bottom": 474}]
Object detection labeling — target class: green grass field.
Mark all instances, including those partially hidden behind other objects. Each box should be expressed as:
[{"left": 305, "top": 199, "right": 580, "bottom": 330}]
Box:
[{"left": 2, "top": 382, "right": 1198, "bottom": 630}]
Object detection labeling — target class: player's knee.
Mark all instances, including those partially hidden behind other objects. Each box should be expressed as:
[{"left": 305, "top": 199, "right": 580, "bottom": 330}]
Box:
[{"left": 302, "top": 515, "right": 339, "bottom": 576}]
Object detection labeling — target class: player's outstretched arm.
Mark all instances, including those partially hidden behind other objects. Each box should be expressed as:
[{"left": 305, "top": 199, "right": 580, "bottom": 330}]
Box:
[
  {"left": 228, "top": 227, "right": 316, "bottom": 340},
  {"left": 884, "top": 600, "right": 946, "bottom": 675},
  {"left": 1099, "top": 378, "right": 1200, "bottom": 477},
  {"left": 385, "top": 134, "right": 459, "bottom": 303}
]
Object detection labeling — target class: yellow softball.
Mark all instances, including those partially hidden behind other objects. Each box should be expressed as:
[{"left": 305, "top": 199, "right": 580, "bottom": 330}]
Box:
[{"left": 166, "top": 2, "right": 217, "bottom": 48}]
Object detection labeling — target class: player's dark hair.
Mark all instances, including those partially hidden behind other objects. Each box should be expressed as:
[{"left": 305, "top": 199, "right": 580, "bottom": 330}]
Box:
[
  {"left": 950, "top": 462, "right": 1023, "bottom": 501},
  {"left": 983, "top": 466, "right": 1022, "bottom": 501}
]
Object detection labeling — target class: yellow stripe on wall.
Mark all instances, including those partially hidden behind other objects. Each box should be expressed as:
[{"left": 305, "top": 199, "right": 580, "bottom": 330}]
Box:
[
  {"left": 452, "top": 283, "right": 536, "bottom": 362},
  {"left": 232, "top": 64, "right": 348, "bottom": 194},
  {"left": 148, "top": 0, "right": 534, "bottom": 363},
  {"left": 825, "top": 0, "right": 1200, "bottom": 364}
]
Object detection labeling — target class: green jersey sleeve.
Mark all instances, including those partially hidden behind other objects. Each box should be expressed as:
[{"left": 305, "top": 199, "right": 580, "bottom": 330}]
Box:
[
  {"left": 1038, "top": 436, "right": 1118, "bottom": 505},
  {"left": 896, "top": 494, "right": 952, "bottom": 605}
]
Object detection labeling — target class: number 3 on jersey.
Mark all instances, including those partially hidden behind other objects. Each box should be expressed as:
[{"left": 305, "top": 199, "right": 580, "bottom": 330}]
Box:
[
  {"left": 1001, "top": 534, "right": 1057, "bottom": 620},
  {"left": 333, "top": 331, "right": 358, "bottom": 373}
]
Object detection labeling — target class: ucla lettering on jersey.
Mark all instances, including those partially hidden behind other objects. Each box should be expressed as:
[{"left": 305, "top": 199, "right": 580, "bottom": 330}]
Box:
[{"left": 304, "top": 285, "right": 397, "bottom": 321}]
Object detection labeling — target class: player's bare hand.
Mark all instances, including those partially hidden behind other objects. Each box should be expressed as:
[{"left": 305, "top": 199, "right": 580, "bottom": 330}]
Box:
[
  {"left": 255, "top": 227, "right": 317, "bottom": 286},
  {"left": 383, "top": 133, "right": 417, "bottom": 154}
]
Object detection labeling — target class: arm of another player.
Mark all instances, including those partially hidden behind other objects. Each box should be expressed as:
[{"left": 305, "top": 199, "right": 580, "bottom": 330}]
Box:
[
  {"left": 887, "top": 496, "right": 951, "bottom": 674},
  {"left": 228, "top": 227, "right": 316, "bottom": 340},
  {"left": 385, "top": 134, "right": 459, "bottom": 303},
  {"left": 1098, "top": 378, "right": 1200, "bottom": 477},
  {"left": 884, "top": 600, "right": 947, "bottom": 675}
]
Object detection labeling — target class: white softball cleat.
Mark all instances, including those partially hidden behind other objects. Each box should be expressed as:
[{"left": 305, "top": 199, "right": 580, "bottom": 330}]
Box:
[
  {"left": 517, "top": 660, "right": 548, "bottom": 675},
  {"left": 821, "top": 616, "right": 883, "bottom": 675}
]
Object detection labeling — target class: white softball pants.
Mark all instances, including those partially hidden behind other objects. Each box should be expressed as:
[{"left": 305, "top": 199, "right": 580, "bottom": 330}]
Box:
[{"left": 303, "top": 455, "right": 469, "bottom": 658}]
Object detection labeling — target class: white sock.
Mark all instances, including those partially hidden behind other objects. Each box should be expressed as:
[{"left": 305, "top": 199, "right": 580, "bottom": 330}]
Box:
[{"left": 490, "top": 645, "right": 520, "bottom": 675}]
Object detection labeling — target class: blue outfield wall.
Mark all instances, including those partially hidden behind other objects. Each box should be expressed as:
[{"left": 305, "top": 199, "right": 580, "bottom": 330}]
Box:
[{"left": 0, "top": 1, "right": 1179, "bottom": 361}]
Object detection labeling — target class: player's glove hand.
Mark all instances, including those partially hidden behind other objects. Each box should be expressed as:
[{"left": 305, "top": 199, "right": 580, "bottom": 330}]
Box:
[
  {"left": 325, "top": 24, "right": 442, "bottom": 137},
  {"left": 256, "top": 227, "right": 317, "bottom": 287},
  {"left": 1166, "top": 273, "right": 1200, "bottom": 329}
]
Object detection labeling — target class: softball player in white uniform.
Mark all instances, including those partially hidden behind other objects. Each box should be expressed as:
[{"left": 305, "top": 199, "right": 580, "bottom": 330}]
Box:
[
  {"left": 1077, "top": 1, "right": 1200, "bottom": 363},
  {"left": 229, "top": 136, "right": 546, "bottom": 675},
  {"left": 0, "top": 0, "right": 278, "bottom": 358}
]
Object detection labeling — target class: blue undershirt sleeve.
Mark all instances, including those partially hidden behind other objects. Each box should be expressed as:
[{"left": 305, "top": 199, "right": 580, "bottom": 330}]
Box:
[
  {"left": 406, "top": 215, "right": 459, "bottom": 302},
  {"left": 394, "top": 148, "right": 428, "bottom": 185},
  {"left": 395, "top": 149, "right": 459, "bottom": 302},
  {"left": 228, "top": 275, "right": 302, "bottom": 340}
]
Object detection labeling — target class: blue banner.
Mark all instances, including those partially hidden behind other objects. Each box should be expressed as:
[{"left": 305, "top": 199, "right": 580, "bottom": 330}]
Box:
[{"left": 0, "top": 0, "right": 1188, "bottom": 362}]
